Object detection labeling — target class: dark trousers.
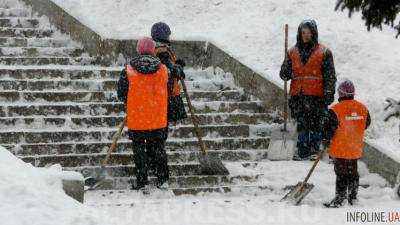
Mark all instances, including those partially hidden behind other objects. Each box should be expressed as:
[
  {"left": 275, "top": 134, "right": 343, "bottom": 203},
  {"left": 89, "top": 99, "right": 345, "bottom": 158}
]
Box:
[
  {"left": 290, "top": 96, "right": 326, "bottom": 158},
  {"left": 132, "top": 138, "right": 169, "bottom": 187},
  {"left": 334, "top": 158, "right": 359, "bottom": 199},
  {"left": 297, "top": 131, "right": 322, "bottom": 158}
]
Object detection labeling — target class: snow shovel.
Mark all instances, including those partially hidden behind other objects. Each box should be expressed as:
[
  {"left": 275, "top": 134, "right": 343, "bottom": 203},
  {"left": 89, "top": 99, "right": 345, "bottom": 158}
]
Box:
[
  {"left": 181, "top": 78, "right": 229, "bottom": 175},
  {"left": 267, "top": 24, "right": 296, "bottom": 161},
  {"left": 281, "top": 146, "right": 326, "bottom": 205},
  {"left": 84, "top": 117, "right": 126, "bottom": 190}
]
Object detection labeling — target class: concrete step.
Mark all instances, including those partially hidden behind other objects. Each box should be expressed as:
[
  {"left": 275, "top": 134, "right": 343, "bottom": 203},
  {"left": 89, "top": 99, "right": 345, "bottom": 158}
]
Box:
[
  {"left": 0, "top": 8, "right": 30, "bottom": 17},
  {"left": 0, "top": 47, "right": 84, "bottom": 57},
  {"left": 0, "top": 68, "right": 121, "bottom": 79},
  {"left": 0, "top": 124, "right": 258, "bottom": 144},
  {"left": 0, "top": 101, "right": 264, "bottom": 117},
  {"left": 0, "top": 79, "right": 117, "bottom": 91},
  {"left": 0, "top": 113, "right": 275, "bottom": 130},
  {"left": 19, "top": 150, "right": 268, "bottom": 167},
  {"left": 64, "top": 161, "right": 261, "bottom": 178},
  {"left": 0, "top": 69, "right": 235, "bottom": 85},
  {"left": 0, "top": 90, "right": 246, "bottom": 103},
  {"left": 68, "top": 163, "right": 207, "bottom": 177},
  {"left": 0, "top": 56, "right": 99, "bottom": 66},
  {"left": 85, "top": 175, "right": 261, "bottom": 192},
  {"left": 0, "top": 2, "right": 21, "bottom": 9},
  {"left": 0, "top": 37, "right": 73, "bottom": 47},
  {"left": 0, "top": 18, "right": 39, "bottom": 28},
  {"left": 87, "top": 175, "right": 264, "bottom": 190},
  {"left": 0, "top": 79, "right": 234, "bottom": 92},
  {"left": 4, "top": 137, "right": 270, "bottom": 155},
  {"left": 0, "top": 28, "right": 53, "bottom": 38},
  {"left": 91, "top": 183, "right": 273, "bottom": 195}
]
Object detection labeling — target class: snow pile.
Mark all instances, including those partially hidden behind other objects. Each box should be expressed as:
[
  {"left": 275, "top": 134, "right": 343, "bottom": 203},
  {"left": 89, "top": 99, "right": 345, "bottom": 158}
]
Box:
[
  {"left": 0, "top": 146, "right": 116, "bottom": 225},
  {"left": 49, "top": 0, "right": 400, "bottom": 160}
]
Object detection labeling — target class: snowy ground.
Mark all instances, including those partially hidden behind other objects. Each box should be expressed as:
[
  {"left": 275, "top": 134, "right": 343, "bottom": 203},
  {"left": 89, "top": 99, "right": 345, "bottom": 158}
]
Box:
[
  {"left": 86, "top": 159, "right": 400, "bottom": 225},
  {"left": 49, "top": 0, "right": 400, "bottom": 160}
]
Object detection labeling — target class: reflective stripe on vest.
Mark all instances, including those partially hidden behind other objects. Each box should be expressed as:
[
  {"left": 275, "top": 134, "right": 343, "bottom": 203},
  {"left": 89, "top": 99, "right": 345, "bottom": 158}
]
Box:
[
  {"left": 155, "top": 46, "right": 181, "bottom": 97},
  {"left": 126, "top": 64, "right": 168, "bottom": 131},
  {"left": 289, "top": 44, "right": 326, "bottom": 97},
  {"left": 329, "top": 100, "right": 369, "bottom": 159}
]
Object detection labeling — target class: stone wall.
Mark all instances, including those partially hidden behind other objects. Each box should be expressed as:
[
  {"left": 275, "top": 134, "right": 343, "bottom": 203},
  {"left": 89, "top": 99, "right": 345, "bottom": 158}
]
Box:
[{"left": 362, "top": 142, "right": 400, "bottom": 187}]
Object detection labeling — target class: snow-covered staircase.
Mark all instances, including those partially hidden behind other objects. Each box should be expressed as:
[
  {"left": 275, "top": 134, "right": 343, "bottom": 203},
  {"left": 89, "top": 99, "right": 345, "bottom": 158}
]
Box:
[{"left": 0, "top": 1, "right": 280, "bottom": 195}]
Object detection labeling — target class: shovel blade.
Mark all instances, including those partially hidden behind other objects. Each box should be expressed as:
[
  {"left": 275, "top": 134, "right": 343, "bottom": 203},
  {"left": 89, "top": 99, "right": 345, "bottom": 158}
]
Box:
[
  {"left": 281, "top": 182, "right": 314, "bottom": 205},
  {"left": 198, "top": 153, "right": 229, "bottom": 175},
  {"left": 84, "top": 166, "right": 108, "bottom": 190},
  {"left": 267, "top": 138, "right": 296, "bottom": 161}
]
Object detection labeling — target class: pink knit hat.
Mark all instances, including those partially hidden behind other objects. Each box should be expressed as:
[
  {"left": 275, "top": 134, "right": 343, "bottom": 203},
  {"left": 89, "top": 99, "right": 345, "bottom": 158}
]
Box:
[
  {"left": 338, "top": 79, "right": 355, "bottom": 98},
  {"left": 136, "top": 37, "right": 156, "bottom": 55}
]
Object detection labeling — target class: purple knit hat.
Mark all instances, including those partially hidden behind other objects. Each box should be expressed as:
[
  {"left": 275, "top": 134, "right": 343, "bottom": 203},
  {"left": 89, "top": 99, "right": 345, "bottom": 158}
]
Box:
[
  {"left": 338, "top": 79, "right": 355, "bottom": 98},
  {"left": 136, "top": 37, "right": 156, "bottom": 55}
]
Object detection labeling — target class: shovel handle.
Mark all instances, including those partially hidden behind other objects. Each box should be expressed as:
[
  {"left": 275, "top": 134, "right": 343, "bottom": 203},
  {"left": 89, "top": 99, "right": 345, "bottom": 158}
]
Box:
[
  {"left": 283, "top": 24, "right": 289, "bottom": 132},
  {"left": 181, "top": 79, "right": 207, "bottom": 155},
  {"left": 101, "top": 117, "right": 126, "bottom": 166},
  {"left": 298, "top": 147, "right": 326, "bottom": 193}
]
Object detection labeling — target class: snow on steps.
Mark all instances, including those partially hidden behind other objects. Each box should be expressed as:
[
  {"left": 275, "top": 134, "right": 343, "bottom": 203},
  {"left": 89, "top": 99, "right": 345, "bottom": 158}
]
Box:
[
  {"left": 4, "top": 137, "right": 270, "bottom": 155},
  {"left": 0, "top": 2, "right": 281, "bottom": 194},
  {"left": 0, "top": 101, "right": 266, "bottom": 117},
  {"left": 0, "top": 113, "right": 276, "bottom": 129},
  {"left": 0, "top": 8, "right": 31, "bottom": 17}
]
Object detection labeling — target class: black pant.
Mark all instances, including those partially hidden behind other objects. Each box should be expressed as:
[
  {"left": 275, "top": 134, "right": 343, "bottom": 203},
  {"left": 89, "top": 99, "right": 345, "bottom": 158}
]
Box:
[
  {"left": 132, "top": 138, "right": 169, "bottom": 187},
  {"left": 334, "top": 158, "right": 359, "bottom": 199},
  {"left": 290, "top": 96, "right": 326, "bottom": 158}
]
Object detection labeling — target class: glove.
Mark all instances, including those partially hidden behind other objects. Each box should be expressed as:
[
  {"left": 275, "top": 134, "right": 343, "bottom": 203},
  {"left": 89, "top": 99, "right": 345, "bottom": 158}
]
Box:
[{"left": 175, "top": 59, "right": 186, "bottom": 68}]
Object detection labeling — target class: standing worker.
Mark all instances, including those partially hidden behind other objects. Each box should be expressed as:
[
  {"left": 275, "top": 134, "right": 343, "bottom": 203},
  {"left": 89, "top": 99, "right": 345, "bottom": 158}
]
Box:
[
  {"left": 151, "top": 22, "right": 187, "bottom": 123},
  {"left": 323, "top": 79, "right": 371, "bottom": 207},
  {"left": 280, "top": 19, "right": 337, "bottom": 160},
  {"left": 117, "top": 37, "right": 171, "bottom": 192}
]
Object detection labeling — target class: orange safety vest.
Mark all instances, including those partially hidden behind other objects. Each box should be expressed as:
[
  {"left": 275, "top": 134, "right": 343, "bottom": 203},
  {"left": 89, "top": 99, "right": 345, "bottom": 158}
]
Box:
[
  {"left": 126, "top": 64, "right": 168, "bottom": 131},
  {"left": 289, "top": 44, "right": 326, "bottom": 97},
  {"left": 329, "top": 100, "right": 369, "bottom": 159},
  {"left": 155, "top": 46, "right": 181, "bottom": 96}
]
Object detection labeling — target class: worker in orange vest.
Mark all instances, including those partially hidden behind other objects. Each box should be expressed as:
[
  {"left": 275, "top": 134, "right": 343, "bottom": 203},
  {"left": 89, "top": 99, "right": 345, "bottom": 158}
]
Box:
[
  {"left": 280, "top": 19, "right": 337, "bottom": 161},
  {"left": 117, "top": 37, "right": 173, "bottom": 192},
  {"left": 322, "top": 79, "right": 371, "bottom": 207},
  {"left": 151, "top": 22, "right": 187, "bottom": 123}
]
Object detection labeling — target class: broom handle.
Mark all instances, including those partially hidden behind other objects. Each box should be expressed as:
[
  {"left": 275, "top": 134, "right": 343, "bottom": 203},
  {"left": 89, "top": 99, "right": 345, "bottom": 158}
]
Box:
[
  {"left": 283, "top": 24, "right": 289, "bottom": 131},
  {"left": 298, "top": 147, "right": 325, "bottom": 192},
  {"left": 181, "top": 79, "right": 207, "bottom": 155},
  {"left": 101, "top": 116, "right": 126, "bottom": 166}
]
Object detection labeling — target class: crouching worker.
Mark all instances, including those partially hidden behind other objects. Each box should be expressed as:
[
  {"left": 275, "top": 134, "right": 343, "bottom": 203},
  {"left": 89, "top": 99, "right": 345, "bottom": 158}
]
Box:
[
  {"left": 151, "top": 22, "right": 187, "bottom": 123},
  {"left": 322, "top": 79, "right": 371, "bottom": 207},
  {"left": 117, "top": 37, "right": 170, "bottom": 191}
]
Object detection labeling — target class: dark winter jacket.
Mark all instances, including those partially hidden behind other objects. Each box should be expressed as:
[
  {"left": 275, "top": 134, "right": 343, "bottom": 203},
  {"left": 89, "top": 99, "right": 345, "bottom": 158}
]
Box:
[
  {"left": 280, "top": 20, "right": 336, "bottom": 107},
  {"left": 117, "top": 55, "right": 170, "bottom": 140},
  {"left": 155, "top": 42, "right": 185, "bottom": 81},
  {"left": 322, "top": 97, "right": 371, "bottom": 143},
  {"left": 154, "top": 41, "right": 188, "bottom": 122}
]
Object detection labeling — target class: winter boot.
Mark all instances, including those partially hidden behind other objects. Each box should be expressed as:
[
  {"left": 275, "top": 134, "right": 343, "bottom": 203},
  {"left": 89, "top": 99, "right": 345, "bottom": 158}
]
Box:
[
  {"left": 156, "top": 180, "right": 169, "bottom": 190},
  {"left": 323, "top": 195, "right": 346, "bottom": 208},
  {"left": 348, "top": 195, "right": 358, "bottom": 206}
]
